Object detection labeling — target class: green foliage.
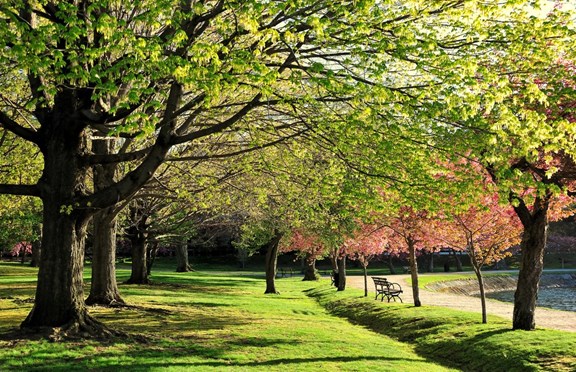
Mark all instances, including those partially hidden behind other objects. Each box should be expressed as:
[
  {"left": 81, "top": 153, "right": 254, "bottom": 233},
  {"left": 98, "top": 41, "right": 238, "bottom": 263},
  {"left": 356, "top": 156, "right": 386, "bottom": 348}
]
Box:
[{"left": 0, "top": 196, "right": 41, "bottom": 251}]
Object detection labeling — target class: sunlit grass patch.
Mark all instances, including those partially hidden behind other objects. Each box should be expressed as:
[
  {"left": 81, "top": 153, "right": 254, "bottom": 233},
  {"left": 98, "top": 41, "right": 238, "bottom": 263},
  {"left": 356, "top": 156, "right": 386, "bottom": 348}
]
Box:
[
  {"left": 0, "top": 264, "right": 456, "bottom": 371},
  {"left": 309, "top": 285, "right": 576, "bottom": 371}
]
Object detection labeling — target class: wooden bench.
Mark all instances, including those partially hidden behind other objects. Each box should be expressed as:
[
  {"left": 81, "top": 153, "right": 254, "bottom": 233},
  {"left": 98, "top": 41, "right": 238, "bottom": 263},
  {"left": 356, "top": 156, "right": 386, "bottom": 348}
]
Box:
[
  {"left": 278, "top": 267, "right": 294, "bottom": 277},
  {"left": 372, "top": 277, "right": 403, "bottom": 303}
]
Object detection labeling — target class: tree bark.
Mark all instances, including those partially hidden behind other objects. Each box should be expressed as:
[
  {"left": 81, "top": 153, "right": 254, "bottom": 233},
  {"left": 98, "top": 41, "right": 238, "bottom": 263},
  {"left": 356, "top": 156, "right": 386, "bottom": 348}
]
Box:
[
  {"left": 21, "top": 100, "right": 109, "bottom": 334},
  {"left": 451, "top": 249, "right": 463, "bottom": 271},
  {"left": 302, "top": 254, "right": 319, "bottom": 281},
  {"left": 147, "top": 241, "right": 159, "bottom": 275},
  {"left": 407, "top": 237, "right": 421, "bottom": 307},
  {"left": 512, "top": 198, "right": 550, "bottom": 330},
  {"left": 363, "top": 264, "right": 368, "bottom": 297},
  {"left": 126, "top": 204, "right": 150, "bottom": 284},
  {"left": 336, "top": 256, "right": 346, "bottom": 291},
  {"left": 474, "top": 267, "right": 487, "bottom": 324},
  {"left": 86, "top": 209, "right": 124, "bottom": 306},
  {"left": 176, "top": 243, "right": 192, "bottom": 272},
  {"left": 427, "top": 251, "right": 434, "bottom": 273},
  {"left": 387, "top": 254, "right": 396, "bottom": 275},
  {"left": 264, "top": 230, "right": 283, "bottom": 294},
  {"left": 30, "top": 239, "right": 41, "bottom": 268},
  {"left": 22, "top": 209, "right": 96, "bottom": 330},
  {"left": 86, "top": 139, "right": 124, "bottom": 306},
  {"left": 127, "top": 236, "right": 149, "bottom": 284}
]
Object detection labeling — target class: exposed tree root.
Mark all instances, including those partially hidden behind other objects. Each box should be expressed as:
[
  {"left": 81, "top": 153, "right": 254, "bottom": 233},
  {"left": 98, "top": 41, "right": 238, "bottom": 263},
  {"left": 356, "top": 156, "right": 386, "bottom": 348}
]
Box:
[{"left": 85, "top": 294, "right": 126, "bottom": 307}]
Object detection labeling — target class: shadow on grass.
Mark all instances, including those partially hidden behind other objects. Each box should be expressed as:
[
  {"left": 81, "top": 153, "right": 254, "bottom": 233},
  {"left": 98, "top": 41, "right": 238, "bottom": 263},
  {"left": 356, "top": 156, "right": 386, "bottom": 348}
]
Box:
[{"left": 5, "top": 350, "right": 427, "bottom": 371}]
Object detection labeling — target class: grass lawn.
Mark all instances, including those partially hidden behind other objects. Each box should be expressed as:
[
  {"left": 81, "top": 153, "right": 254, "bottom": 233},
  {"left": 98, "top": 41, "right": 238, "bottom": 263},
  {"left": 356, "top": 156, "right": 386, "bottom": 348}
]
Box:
[
  {"left": 0, "top": 261, "right": 452, "bottom": 371},
  {"left": 0, "top": 260, "right": 574, "bottom": 371}
]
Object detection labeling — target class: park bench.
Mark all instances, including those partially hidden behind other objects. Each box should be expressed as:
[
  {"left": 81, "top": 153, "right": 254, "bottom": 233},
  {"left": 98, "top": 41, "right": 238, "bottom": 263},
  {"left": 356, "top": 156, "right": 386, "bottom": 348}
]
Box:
[
  {"left": 372, "top": 276, "right": 403, "bottom": 303},
  {"left": 278, "top": 267, "right": 294, "bottom": 277}
]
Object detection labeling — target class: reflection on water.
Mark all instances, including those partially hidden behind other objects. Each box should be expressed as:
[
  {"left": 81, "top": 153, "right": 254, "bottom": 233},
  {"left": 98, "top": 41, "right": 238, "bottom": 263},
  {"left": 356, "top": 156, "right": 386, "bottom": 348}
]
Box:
[{"left": 487, "top": 287, "right": 576, "bottom": 312}]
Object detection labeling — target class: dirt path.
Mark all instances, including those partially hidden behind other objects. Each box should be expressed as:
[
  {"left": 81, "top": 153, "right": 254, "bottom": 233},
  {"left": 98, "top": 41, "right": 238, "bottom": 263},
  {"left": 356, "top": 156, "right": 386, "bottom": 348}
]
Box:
[{"left": 346, "top": 275, "right": 576, "bottom": 333}]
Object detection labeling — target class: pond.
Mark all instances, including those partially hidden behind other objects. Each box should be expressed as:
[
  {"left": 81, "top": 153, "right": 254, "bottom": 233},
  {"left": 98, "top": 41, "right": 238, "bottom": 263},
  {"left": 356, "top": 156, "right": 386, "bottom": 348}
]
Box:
[{"left": 486, "top": 287, "right": 576, "bottom": 312}]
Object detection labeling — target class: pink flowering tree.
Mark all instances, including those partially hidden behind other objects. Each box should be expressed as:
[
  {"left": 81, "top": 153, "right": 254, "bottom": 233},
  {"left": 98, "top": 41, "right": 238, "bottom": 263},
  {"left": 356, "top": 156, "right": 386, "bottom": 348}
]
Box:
[
  {"left": 434, "top": 192, "right": 523, "bottom": 323},
  {"left": 344, "top": 223, "right": 388, "bottom": 296},
  {"left": 381, "top": 207, "right": 439, "bottom": 307},
  {"left": 11, "top": 241, "right": 33, "bottom": 264},
  {"left": 281, "top": 229, "right": 328, "bottom": 281}
]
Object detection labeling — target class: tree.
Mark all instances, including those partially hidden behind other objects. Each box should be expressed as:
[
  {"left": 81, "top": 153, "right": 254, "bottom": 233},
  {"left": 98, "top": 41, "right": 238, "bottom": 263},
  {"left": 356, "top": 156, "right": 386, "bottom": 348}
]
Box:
[
  {"left": 435, "top": 193, "right": 523, "bottom": 323},
  {"left": 344, "top": 223, "right": 388, "bottom": 297},
  {"left": 86, "top": 138, "right": 125, "bottom": 306},
  {"left": 381, "top": 207, "right": 439, "bottom": 307},
  {"left": 0, "top": 0, "right": 570, "bottom": 336},
  {"left": 282, "top": 229, "right": 328, "bottom": 281}
]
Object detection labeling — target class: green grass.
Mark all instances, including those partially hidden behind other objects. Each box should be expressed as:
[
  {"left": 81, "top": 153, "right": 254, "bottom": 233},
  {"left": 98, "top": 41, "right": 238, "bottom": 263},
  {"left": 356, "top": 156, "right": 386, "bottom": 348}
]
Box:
[
  {"left": 0, "top": 262, "right": 453, "bottom": 371},
  {"left": 309, "top": 286, "right": 576, "bottom": 372},
  {"left": 0, "top": 261, "right": 574, "bottom": 371}
]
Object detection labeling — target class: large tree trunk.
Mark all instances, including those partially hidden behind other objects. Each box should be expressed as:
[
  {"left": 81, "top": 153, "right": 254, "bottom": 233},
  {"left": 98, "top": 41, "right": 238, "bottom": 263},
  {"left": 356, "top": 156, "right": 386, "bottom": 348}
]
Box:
[
  {"left": 86, "top": 210, "right": 124, "bottom": 306},
  {"left": 127, "top": 235, "right": 149, "bottom": 284},
  {"left": 86, "top": 139, "right": 124, "bottom": 306},
  {"left": 302, "top": 254, "right": 319, "bottom": 281},
  {"left": 22, "top": 209, "right": 94, "bottom": 330},
  {"left": 176, "top": 243, "right": 192, "bottom": 272},
  {"left": 336, "top": 256, "right": 346, "bottom": 291},
  {"left": 513, "top": 198, "right": 550, "bottom": 330},
  {"left": 21, "top": 102, "right": 109, "bottom": 335},
  {"left": 264, "top": 230, "right": 283, "bottom": 294},
  {"left": 407, "top": 237, "right": 421, "bottom": 307}
]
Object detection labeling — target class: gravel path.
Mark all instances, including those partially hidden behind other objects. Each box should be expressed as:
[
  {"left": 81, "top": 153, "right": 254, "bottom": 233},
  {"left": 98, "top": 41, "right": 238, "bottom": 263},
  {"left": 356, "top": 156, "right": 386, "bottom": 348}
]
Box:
[{"left": 346, "top": 274, "right": 576, "bottom": 333}]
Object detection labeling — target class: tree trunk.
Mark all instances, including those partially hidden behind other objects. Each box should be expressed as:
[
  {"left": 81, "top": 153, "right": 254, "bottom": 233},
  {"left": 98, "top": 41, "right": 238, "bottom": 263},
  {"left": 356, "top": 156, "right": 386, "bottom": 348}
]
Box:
[
  {"left": 30, "top": 239, "right": 41, "bottom": 268},
  {"left": 474, "top": 267, "right": 487, "bottom": 324},
  {"left": 363, "top": 264, "right": 368, "bottom": 297},
  {"left": 127, "top": 236, "right": 148, "bottom": 284},
  {"left": 86, "top": 138, "right": 124, "bottom": 306},
  {"left": 147, "top": 241, "right": 159, "bottom": 275},
  {"left": 387, "top": 254, "right": 396, "bottom": 275},
  {"left": 451, "top": 249, "right": 463, "bottom": 272},
  {"left": 407, "top": 238, "right": 421, "bottom": 307},
  {"left": 176, "top": 243, "right": 192, "bottom": 272},
  {"left": 86, "top": 209, "right": 124, "bottom": 306},
  {"left": 21, "top": 104, "right": 110, "bottom": 335},
  {"left": 22, "top": 208, "right": 98, "bottom": 332},
  {"left": 126, "top": 204, "right": 150, "bottom": 284},
  {"left": 302, "top": 255, "right": 319, "bottom": 281},
  {"left": 513, "top": 202, "right": 549, "bottom": 330},
  {"left": 264, "top": 230, "right": 283, "bottom": 294},
  {"left": 427, "top": 251, "right": 434, "bottom": 273},
  {"left": 330, "top": 249, "right": 338, "bottom": 272},
  {"left": 337, "top": 256, "right": 346, "bottom": 291}
]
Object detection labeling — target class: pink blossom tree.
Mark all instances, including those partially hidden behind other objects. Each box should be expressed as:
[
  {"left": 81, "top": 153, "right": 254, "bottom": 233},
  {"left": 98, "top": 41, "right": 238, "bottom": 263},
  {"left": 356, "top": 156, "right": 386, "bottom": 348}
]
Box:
[
  {"left": 434, "top": 193, "right": 523, "bottom": 323},
  {"left": 380, "top": 207, "right": 439, "bottom": 307},
  {"left": 344, "top": 223, "right": 388, "bottom": 296}
]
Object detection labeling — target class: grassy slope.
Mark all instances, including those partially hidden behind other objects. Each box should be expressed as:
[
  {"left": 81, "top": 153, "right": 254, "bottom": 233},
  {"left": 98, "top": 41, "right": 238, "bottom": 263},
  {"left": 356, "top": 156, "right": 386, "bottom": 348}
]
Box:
[
  {"left": 309, "top": 286, "right": 576, "bottom": 372},
  {"left": 1, "top": 261, "right": 574, "bottom": 371},
  {"left": 0, "top": 262, "right": 452, "bottom": 371}
]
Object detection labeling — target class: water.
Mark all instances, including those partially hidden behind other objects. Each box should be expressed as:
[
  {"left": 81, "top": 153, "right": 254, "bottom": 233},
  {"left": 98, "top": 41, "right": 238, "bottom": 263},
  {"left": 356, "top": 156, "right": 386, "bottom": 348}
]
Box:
[{"left": 487, "top": 287, "right": 576, "bottom": 312}]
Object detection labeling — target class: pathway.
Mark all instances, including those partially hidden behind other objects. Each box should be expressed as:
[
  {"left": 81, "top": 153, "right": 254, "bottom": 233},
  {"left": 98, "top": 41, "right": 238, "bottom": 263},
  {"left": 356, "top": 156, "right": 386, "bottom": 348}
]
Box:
[{"left": 345, "top": 274, "right": 576, "bottom": 332}]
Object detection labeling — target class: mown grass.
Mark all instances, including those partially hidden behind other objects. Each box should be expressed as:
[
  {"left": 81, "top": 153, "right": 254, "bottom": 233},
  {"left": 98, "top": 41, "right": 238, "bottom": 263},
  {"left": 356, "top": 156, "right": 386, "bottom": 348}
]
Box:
[
  {"left": 1, "top": 261, "right": 574, "bottom": 371},
  {"left": 309, "top": 286, "right": 576, "bottom": 372},
  {"left": 0, "top": 262, "right": 453, "bottom": 371}
]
